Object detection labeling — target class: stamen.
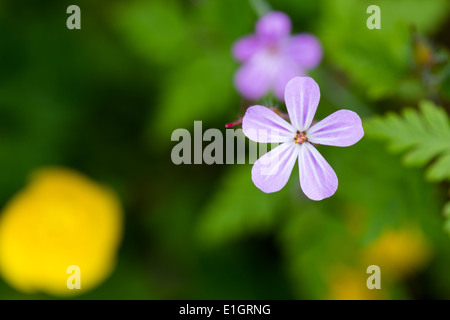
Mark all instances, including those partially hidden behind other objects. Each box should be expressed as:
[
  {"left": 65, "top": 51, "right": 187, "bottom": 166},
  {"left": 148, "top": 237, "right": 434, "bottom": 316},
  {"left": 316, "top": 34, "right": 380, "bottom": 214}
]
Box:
[{"left": 294, "top": 131, "right": 307, "bottom": 144}]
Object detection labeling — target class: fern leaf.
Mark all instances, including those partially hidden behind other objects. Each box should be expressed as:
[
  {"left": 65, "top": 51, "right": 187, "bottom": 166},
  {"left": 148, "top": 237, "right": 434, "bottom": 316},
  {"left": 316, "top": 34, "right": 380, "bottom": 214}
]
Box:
[{"left": 365, "top": 100, "right": 450, "bottom": 182}]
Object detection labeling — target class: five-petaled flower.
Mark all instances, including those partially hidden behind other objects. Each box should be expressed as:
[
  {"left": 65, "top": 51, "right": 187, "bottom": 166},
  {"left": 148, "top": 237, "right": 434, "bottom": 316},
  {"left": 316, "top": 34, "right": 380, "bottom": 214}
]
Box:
[
  {"left": 242, "top": 77, "right": 364, "bottom": 201},
  {"left": 232, "top": 11, "right": 322, "bottom": 101}
]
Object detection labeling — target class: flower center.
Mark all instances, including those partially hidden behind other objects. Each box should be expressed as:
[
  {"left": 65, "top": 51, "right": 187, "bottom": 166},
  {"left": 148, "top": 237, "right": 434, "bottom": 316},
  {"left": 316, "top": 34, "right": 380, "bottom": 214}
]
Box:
[
  {"left": 267, "top": 44, "right": 279, "bottom": 55},
  {"left": 294, "top": 131, "right": 307, "bottom": 144}
]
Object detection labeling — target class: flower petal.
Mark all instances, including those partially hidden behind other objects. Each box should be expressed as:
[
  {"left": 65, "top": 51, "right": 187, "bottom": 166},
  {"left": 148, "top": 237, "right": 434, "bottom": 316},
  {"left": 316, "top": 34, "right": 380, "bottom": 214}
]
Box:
[
  {"left": 307, "top": 110, "right": 364, "bottom": 147},
  {"left": 232, "top": 35, "right": 261, "bottom": 62},
  {"left": 298, "top": 143, "right": 338, "bottom": 201},
  {"left": 243, "top": 105, "right": 296, "bottom": 143},
  {"left": 284, "top": 77, "right": 320, "bottom": 131},
  {"left": 256, "top": 11, "right": 291, "bottom": 43},
  {"left": 285, "top": 34, "right": 323, "bottom": 69},
  {"left": 273, "top": 59, "right": 304, "bottom": 100},
  {"left": 252, "top": 142, "right": 298, "bottom": 193},
  {"left": 234, "top": 56, "right": 272, "bottom": 100}
]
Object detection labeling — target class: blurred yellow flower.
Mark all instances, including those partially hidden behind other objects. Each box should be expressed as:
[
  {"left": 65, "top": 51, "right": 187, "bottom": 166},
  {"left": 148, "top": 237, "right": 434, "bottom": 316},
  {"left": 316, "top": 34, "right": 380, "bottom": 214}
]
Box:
[
  {"left": 0, "top": 167, "right": 123, "bottom": 296},
  {"left": 326, "top": 267, "right": 384, "bottom": 300},
  {"left": 363, "top": 227, "right": 432, "bottom": 280}
]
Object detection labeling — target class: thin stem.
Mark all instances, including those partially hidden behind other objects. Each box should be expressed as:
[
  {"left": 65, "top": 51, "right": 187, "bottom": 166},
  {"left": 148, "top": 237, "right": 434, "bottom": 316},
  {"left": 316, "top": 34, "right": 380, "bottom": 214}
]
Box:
[
  {"left": 249, "top": 0, "right": 271, "bottom": 17},
  {"left": 225, "top": 107, "right": 289, "bottom": 129},
  {"left": 225, "top": 118, "right": 243, "bottom": 128},
  {"left": 269, "top": 107, "right": 289, "bottom": 120}
]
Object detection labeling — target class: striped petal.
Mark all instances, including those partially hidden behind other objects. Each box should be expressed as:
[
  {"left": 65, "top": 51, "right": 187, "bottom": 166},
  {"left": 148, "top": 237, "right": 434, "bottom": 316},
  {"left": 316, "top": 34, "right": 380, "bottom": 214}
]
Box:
[
  {"left": 284, "top": 77, "right": 320, "bottom": 131},
  {"left": 252, "top": 142, "right": 299, "bottom": 193},
  {"left": 298, "top": 143, "right": 338, "bottom": 201},
  {"left": 243, "top": 105, "right": 296, "bottom": 143},
  {"left": 307, "top": 110, "right": 364, "bottom": 147}
]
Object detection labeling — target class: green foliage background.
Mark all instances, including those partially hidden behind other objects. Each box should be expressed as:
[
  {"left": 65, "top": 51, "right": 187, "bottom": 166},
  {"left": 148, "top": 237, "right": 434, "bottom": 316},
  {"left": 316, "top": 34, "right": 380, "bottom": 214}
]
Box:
[{"left": 0, "top": 0, "right": 449, "bottom": 299}]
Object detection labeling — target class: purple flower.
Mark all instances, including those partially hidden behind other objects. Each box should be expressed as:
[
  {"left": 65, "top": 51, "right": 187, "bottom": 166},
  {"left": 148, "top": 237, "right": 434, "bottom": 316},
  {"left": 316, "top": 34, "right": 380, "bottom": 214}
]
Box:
[
  {"left": 242, "top": 77, "right": 364, "bottom": 201},
  {"left": 232, "top": 11, "right": 322, "bottom": 101}
]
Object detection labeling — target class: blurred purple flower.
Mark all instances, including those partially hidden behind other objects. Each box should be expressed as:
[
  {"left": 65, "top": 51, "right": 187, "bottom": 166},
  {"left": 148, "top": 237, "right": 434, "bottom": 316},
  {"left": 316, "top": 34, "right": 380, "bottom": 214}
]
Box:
[
  {"left": 242, "top": 77, "right": 364, "bottom": 201},
  {"left": 232, "top": 11, "right": 322, "bottom": 100}
]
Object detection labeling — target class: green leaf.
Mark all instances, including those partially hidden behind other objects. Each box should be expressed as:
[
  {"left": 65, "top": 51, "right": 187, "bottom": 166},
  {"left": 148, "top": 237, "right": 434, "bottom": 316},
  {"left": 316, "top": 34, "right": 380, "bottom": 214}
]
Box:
[
  {"left": 278, "top": 138, "right": 444, "bottom": 298},
  {"left": 278, "top": 205, "right": 353, "bottom": 299},
  {"left": 426, "top": 154, "right": 450, "bottom": 181},
  {"left": 444, "top": 200, "right": 450, "bottom": 218},
  {"left": 420, "top": 100, "right": 450, "bottom": 135},
  {"left": 196, "top": 164, "right": 285, "bottom": 247},
  {"left": 365, "top": 100, "right": 450, "bottom": 182},
  {"left": 113, "top": 0, "right": 191, "bottom": 66},
  {"left": 444, "top": 201, "right": 450, "bottom": 235},
  {"left": 317, "top": 0, "right": 449, "bottom": 100},
  {"left": 152, "top": 52, "right": 236, "bottom": 139}
]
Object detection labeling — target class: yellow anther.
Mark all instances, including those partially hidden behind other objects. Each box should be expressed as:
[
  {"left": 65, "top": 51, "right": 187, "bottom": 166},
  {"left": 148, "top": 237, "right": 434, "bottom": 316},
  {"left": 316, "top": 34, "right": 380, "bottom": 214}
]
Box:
[{"left": 294, "top": 131, "right": 307, "bottom": 144}]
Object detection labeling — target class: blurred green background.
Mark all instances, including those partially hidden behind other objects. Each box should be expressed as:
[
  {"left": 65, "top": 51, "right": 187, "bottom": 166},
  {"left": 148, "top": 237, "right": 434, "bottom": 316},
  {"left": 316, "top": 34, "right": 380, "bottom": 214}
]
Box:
[{"left": 0, "top": 0, "right": 450, "bottom": 299}]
